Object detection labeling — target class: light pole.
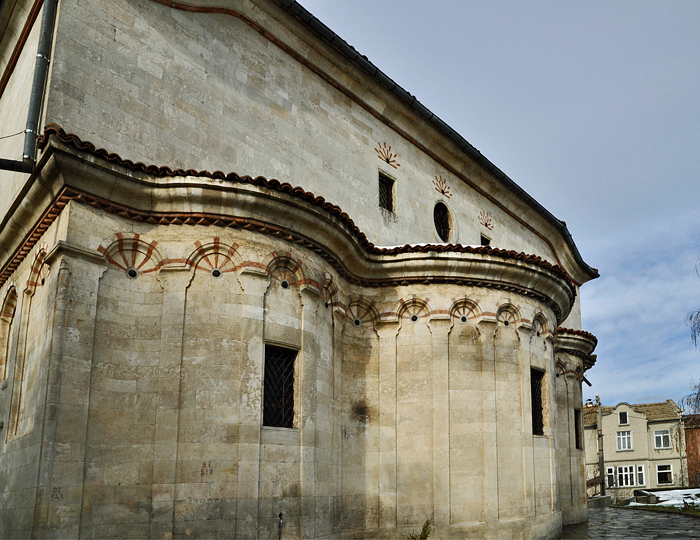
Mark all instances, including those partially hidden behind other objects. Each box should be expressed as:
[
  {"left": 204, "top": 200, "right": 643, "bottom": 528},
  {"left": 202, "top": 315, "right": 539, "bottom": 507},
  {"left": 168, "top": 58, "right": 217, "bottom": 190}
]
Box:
[{"left": 596, "top": 394, "right": 605, "bottom": 496}]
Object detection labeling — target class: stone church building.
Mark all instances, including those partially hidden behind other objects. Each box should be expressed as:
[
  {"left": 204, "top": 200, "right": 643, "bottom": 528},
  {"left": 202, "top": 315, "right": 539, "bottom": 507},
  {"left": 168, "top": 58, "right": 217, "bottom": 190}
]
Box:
[{"left": 0, "top": 0, "right": 598, "bottom": 538}]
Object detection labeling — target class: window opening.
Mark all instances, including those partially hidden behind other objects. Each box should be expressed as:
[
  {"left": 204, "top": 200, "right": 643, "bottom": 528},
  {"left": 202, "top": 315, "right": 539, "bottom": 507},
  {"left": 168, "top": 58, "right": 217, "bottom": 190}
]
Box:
[
  {"left": 657, "top": 464, "right": 673, "bottom": 485},
  {"left": 619, "top": 411, "right": 628, "bottom": 424},
  {"left": 531, "top": 368, "right": 544, "bottom": 436},
  {"left": 574, "top": 409, "right": 582, "bottom": 449},
  {"left": 606, "top": 467, "right": 615, "bottom": 488},
  {"left": 617, "top": 465, "right": 635, "bottom": 487},
  {"left": 378, "top": 172, "right": 394, "bottom": 212},
  {"left": 654, "top": 429, "right": 670, "bottom": 449},
  {"left": 637, "top": 465, "right": 645, "bottom": 486},
  {"left": 616, "top": 430, "right": 632, "bottom": 451},
  {"left": 480, "top": 235, "right": 490, "bottom": 246},
  {"left": 433, "top": 202, "right": 450, "bottom": 242},
  {"left": 263, "top": 345, "right": 296, "bottom": 428}
]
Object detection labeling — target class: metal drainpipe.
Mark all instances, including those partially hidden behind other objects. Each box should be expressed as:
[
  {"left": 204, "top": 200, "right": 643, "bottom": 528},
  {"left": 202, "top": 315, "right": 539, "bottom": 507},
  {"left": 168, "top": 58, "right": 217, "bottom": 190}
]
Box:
[{"left": 0, "top": 0, "right": 59, "bottom": 174}]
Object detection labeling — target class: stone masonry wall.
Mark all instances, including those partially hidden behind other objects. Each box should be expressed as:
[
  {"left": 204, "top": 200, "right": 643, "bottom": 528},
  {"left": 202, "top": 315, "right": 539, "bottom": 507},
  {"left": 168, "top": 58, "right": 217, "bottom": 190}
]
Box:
[
  {"left": 0, "top": 199, "right": 574, "bottom": 538},
  {"left": 40, "top": 0, "right": 577, "bottom": 279}
]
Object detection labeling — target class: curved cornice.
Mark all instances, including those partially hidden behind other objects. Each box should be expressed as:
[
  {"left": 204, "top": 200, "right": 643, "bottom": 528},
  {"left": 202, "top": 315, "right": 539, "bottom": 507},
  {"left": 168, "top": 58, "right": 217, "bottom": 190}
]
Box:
[
  {"left": 555, "top": 327, "right": 598, "bottom": 361},
  {"left": 1, "top": 126, "right": 578, "bottom": 322}
]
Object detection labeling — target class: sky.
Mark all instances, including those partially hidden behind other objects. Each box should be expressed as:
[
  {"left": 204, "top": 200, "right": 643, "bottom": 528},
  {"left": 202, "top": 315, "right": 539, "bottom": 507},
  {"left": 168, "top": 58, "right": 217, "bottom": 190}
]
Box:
[{"left": 299, "top": 0, "right": 700, "bottom": 408}]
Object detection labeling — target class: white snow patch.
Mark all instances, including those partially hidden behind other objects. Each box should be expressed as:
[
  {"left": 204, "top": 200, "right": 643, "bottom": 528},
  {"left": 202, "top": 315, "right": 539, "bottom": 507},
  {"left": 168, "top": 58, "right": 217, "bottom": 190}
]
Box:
[{"left": 628, "top": 488, "right": 700, "bottom": 507}]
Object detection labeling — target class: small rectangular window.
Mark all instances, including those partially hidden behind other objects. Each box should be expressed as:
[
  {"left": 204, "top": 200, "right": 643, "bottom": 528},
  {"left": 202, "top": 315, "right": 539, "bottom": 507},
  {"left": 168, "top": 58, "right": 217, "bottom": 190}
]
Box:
[
  {"left": 480, "top": 234, "right": 490, "bottom": 246},
  {"left": 616, "top": 430, "right": 632, "bottom": 451},
  {"left": 619, "top": 411, "right": 628, "bottom": 425},
  {"left": 574, "top": 409, "right": 582, "bottom": 449},
  {"left": 657, "top": 464, "right": 673, "bottom": 485},
  {"left": 530, "top": 368, "right": 544, "bottom": 436},
  {"left": 654, "top": 429, "right": 671, "bottom": 449},
  {"left": 378, "top": 172, "right": 394, "bottom": 212},
  {"left": 637, "top": 464, "right": 645, "bottom": 486},
  {"left": 263, "top": 345, "right": 296, "bottom": 428}
]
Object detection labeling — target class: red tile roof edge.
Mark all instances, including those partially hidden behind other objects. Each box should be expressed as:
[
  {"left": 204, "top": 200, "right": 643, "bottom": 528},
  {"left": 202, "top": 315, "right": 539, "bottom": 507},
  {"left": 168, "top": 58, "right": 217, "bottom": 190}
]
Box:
[
  {"left": 557, "top": 327, "right": 598, "bottom": 346},
  {"left": 37, "top": 123, "right": 576, "bottom": 291}
]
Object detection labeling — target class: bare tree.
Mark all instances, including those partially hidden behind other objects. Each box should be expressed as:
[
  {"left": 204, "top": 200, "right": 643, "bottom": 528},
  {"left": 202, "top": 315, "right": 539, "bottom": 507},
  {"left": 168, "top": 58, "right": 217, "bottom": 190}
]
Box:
[
  {"left": 686, "top": 260, "right": 700, "bottom": 347},
  {"left": 679, "top": 379, "right": 700, "bottom": 414}
]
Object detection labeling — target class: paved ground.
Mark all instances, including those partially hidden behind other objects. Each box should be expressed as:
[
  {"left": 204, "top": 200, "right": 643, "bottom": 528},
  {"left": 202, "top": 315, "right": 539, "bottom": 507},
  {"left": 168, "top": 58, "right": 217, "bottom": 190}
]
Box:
[{"left": 562, "top": 507, "right": 700, "bottom": 539}]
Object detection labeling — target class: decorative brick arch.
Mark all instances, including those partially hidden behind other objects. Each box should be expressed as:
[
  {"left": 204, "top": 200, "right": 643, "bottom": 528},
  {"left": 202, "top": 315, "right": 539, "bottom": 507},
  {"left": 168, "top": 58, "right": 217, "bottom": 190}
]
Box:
[
  {"left": 321, "top": 273, "right": 338, "bottom": 307},
  {"left": 497, "top": 303, "right": 521, "bottom": 327},
  {"left": 450, "top": 297, "right": 481, "bottom": 324},
  {"left": 0, "top": 284, "right": 18, "bottom": 380},
  {"left": 532, "top": 312, "right": 549, "bottom": 337},
  {"left": 26, "top": 243, "right": 49, "bottom": 294},
  {"left": 184, "top": 237, "right": 243, "bottom": 275},
  {"left": 396, "top": 295, "right": 431, "bottom": 322},
  {"left": 346, "top": 297, "right": 379, "bottom": 328},
  {"left": 262, "top": 251, "right": 305, "bottom": 285},
  {"left": 98, "top": 233, "right": 164, "bottom": 276},
  {"left": 1, "top": 284, "right": 18, "bottom": 321}
]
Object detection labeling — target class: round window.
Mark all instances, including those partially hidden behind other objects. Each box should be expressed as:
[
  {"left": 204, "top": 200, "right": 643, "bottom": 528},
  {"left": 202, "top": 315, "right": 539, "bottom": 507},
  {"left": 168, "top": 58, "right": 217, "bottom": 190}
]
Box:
[{"left": 434, "top": 202, "right": 450, "bottom": 242}]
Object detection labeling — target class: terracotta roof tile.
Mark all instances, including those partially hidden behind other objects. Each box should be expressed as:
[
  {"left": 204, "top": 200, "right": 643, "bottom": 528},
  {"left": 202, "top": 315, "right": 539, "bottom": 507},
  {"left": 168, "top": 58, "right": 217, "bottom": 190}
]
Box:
[{"left": 583, "top": 400, "right": 680, "bottom": 428}]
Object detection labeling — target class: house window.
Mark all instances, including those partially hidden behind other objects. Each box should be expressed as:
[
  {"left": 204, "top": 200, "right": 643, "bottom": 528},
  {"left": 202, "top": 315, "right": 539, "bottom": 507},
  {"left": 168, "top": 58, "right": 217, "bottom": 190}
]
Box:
[
  {"left": 606, "top": 466, "right": 615, "bottom": 488},
  {"left": 433, "top": 202, "right": 450, "bottom": 242},
  {"left": 616, "top": 430, "right": 632, "bottom": 451},
  {"left": 617, "top": 465, "right": 635, "bottom": 487},
  {"left": 530, "top": 368, "right": 544, "bottom": 436},
  {"left": 654, "top": 429, "right": 671, "bottom": 449},
  {"left": 637, "top": 464, "right": 645, "bottom": 486},
  {"left": 263, "top": 345, "right": 296, "bottom": 428},
  {"left": 657, "top": 464, "right": 673, "bottom": 485},
  {"left": 619, "top": 411, "right": 628, "bottom": 425},
  {"left": 480, "top": 234, "right": 490, "bottom": 246},
  {"left": 574, "top": 409, "right": 582, "bottom": 449},
  {"left": 378, "top": 172, "right": 394, "bottom": 212}
]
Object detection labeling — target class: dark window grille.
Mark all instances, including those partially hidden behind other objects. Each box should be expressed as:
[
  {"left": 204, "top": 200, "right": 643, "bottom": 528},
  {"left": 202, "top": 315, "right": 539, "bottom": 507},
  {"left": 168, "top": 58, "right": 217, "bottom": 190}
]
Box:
[
  {"left": 434, "top": 202, "right": 450, "bottom": 242},
  {"left": 378, "top": 173, "right": 394, "bottom": 212},
  {"left": 263, "top": 345, "right": 296, "bottom": 428},
  {"left": 531, "top": 368, "right": 544, "bottom": 435},
  {"left": 574, "top": 409, "right": 582, "bottom": 449}
]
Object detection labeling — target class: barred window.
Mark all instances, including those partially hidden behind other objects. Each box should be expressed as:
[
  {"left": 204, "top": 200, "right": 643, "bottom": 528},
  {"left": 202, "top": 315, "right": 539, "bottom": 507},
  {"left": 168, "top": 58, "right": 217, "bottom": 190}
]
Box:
[
  {"left": 574, "top": 409, "right": 582, "bottom": 449},
  {"left": 263, "top": 345, "right": 296, "bottom": 428},
  {"left": 531, "top": 368, "right": 544, "bottom": 436},
  {"left": 378, "top": 172, "right": 394, "bottom": 212},
  {"left": 433, "top": 202, "right": 450, "bottom": 242}
]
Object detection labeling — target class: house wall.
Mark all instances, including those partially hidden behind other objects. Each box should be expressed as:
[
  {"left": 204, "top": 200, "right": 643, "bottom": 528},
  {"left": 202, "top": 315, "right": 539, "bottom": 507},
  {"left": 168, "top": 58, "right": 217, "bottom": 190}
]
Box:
[
  {"left": 686, "top": 425, "right": 700, "bottom": 487},
  {"left": 584, "top": 404, "right": 685, "bottom": 498}
]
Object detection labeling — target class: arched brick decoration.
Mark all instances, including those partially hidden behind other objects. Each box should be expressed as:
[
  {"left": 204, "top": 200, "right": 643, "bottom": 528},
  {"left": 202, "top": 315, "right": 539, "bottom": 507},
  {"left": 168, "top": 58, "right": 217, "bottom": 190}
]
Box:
[
  {"left": 321, "top": 273, "right": 338, "bottom": 307},
  {"left": 26, "top": 243, "right": 49, "bottom": 293},
  {"left": 262, "top": 251, "right": 304, "bottom": 285},
  {"left": 497, "top": 303, "right": 521, "bottom": 327},
  {"left": 396, "top": 295, "right": 431, "bottom": 322},
  {"left": 98, "top": 233, "right": 164, "bottom": 276},
  {"left": 185, "top": 237, "right": 243, "bottom": 275},
  {"left": 346, "top": 297, "right": 379, "bottom": 327},
  {"left": 0, "top": 284, "right": 18, "bottom": 380},
  {"left": 533, "top": 313, "right": 549, "bottom": 337},
  {"left": 450, "top": 297, "right": 481, "bottom": 323}
]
